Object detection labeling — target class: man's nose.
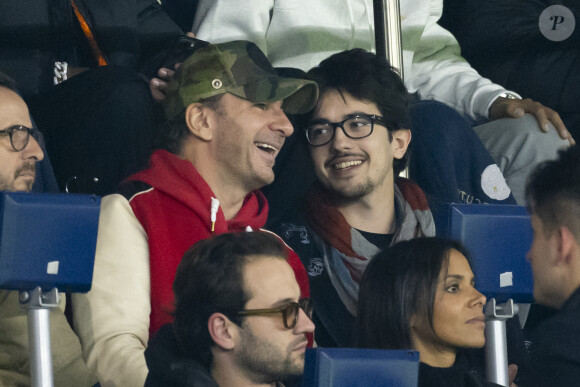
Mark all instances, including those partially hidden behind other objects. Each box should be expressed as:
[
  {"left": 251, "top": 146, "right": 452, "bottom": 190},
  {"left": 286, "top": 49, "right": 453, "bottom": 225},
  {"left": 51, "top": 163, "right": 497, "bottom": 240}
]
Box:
[
  {"left": 22, "top": 135, "right": 45, "bottom": 161},
  {"left": 294, "top": 308, "right": 315, "bottom": 333},
  {"left": 269, "top": 105, "right": 294, "bottom": 137}
]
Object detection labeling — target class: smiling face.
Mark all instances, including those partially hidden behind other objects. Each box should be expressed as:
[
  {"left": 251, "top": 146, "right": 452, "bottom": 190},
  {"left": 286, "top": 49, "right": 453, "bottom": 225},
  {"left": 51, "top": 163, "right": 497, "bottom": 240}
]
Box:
[
  {"left": 411, "top": 249, "right": 486, "bottom": 365},
  {"left": 210, "top": 93, "right": 293, "bottom": 193},
  {"left": 0, "top": 87, "right": 44, "bottom": 192},
  {"left": 308, "top": 89, "right": 403, "bottom": 202},
  {"left": 234, "top": 256, "right": 315, "bottom": 383}
]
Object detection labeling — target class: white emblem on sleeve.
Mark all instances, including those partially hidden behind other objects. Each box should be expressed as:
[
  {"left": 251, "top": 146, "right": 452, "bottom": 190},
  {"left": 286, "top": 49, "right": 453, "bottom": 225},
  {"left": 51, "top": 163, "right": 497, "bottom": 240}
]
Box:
[{"left": 481, "top": 164, "right": 511, "bottom": 201}]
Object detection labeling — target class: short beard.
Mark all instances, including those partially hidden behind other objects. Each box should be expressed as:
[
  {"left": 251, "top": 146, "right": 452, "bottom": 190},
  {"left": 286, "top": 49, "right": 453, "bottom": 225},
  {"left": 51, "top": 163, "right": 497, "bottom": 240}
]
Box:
[
  {"left": 324, "top": 180, "right": 376, "bottom": 204},
  {"left": 235, "top": 323, "right": 303, "bottom": 384},
  {"left": 0, "top": 162, "right": 36, "bottom": 192}
]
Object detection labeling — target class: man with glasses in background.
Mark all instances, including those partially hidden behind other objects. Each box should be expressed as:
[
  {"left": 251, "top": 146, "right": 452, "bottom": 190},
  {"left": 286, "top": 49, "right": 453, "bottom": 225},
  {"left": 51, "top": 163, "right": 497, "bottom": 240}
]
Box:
[
  {"left": 145, "top": 232, "right": 315, "bottom": 386},
  {"left": 0, "top": 71, "right": 96, "bottom": 386},
  {"left": 272, "top": 49, "right": 435, "bottom": 348}
]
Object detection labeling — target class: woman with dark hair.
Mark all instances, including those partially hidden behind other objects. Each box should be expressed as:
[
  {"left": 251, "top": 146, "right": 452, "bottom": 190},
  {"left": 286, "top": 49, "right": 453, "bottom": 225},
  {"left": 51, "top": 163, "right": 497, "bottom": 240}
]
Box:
[{"left": 357, "top": 237, "right": 511, "bottom": 387}]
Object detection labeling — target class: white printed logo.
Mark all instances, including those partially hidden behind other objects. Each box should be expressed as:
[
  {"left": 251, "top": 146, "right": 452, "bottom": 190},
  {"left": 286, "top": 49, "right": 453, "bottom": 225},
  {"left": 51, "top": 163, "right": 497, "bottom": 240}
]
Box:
[
  {"left": 481, "top": 164, "right": 511, "bottom": 201},
  {"left": 539, "top": 5, "right": 575, "bottom": 42}
]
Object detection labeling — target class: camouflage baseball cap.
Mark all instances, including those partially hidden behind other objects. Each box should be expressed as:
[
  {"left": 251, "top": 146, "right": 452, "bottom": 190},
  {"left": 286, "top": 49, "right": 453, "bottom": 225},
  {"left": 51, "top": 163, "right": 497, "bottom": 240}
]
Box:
[{"left": 164, "top": 40, "right": 319, "bottom": 120}]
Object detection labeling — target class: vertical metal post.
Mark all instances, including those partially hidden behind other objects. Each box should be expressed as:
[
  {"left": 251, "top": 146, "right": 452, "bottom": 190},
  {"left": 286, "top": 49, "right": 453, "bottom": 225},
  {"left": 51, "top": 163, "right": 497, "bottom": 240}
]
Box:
[
  {"left": 20, "top": 287, "right": 60, "bottom": 387},
  {"left": 484, "top": 299, "right": 518, "bottom": 387},
  {"left": 373, "top": 0, "right": 404, "bottom": 80},
  {"left": 374, "top": 0, "right": 408, "bottom": 177}
]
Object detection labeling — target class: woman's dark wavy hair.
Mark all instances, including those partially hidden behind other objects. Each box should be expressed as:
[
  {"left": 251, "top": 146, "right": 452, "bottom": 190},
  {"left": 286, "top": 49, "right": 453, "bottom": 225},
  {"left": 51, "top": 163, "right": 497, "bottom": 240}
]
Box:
[
  {"left": 304, "top": 48, "right": 412, "bottom": 175},
  {"left": 172, "top": 231, "right": 287, "bottom": 368},
  {"left": 357, "top": 237, "right": 472, "bottom": 350}
]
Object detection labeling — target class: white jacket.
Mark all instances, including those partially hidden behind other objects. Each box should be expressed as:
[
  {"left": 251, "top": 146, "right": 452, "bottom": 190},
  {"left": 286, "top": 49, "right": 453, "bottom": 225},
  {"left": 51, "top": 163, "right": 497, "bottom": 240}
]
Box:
[{"left": 193, "top": 0, "right": 511, "bottom": 121}]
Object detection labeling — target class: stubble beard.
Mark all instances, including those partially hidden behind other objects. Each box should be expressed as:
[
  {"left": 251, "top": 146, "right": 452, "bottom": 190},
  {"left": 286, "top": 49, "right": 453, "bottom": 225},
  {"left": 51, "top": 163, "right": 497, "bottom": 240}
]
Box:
[
  {"left": 323, "top": 179, "right": 376, "bottom": 204},
  {"left": 235, "top": 325, "right": 303, "bottom": 384},
  {"left": 0, "top": 162, "right": 35, "bottom": 192}
]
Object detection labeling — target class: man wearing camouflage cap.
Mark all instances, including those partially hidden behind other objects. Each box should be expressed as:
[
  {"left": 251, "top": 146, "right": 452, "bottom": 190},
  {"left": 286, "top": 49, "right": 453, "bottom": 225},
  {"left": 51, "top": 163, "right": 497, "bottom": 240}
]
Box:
[{"left": 72, "top": 40, "right": 318, "bottom": 387}]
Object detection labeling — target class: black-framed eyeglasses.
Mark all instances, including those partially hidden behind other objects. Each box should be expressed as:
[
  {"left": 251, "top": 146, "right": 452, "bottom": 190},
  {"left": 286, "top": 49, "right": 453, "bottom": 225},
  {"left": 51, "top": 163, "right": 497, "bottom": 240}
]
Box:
[
  {"left": 237, "top": 298, "right": 313, "bottom": 329},
  {"left": 305, "top": 114, "right": 387, "bottom": 146},
  {"left": 0, "top": 125, "right": 34, "bottom": 152}
]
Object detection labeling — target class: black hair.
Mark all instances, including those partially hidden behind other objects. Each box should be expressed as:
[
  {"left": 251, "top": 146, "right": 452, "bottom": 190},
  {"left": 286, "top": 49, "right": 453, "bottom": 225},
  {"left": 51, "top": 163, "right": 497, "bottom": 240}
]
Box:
[
  {"left": 172, "top": 231, "right": 287, "bottom": 368},
  {"left": 305, "top": 49, "right": 411, "bottom": 175},
  {"left": 525, "top": 145, "right": 580, "bottom": 240},
  {"left": 357, "top": 237, "right": 471, "bottom": 350}
]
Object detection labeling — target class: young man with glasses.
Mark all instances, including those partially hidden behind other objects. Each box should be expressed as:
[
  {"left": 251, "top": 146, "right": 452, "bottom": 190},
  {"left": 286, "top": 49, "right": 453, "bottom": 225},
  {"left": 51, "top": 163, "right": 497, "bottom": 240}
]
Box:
[
  {"left": 0, "top": 72, "right": 97, "bottom": 386},
  {"left": 72, "top": 40, "right": 318, "bottom": 386},
  {"left": 145, "top": 231, "right": 315, "bottom": 386},
  {"left": 272, "top": 49, "right": 435, "bottom": 347}
]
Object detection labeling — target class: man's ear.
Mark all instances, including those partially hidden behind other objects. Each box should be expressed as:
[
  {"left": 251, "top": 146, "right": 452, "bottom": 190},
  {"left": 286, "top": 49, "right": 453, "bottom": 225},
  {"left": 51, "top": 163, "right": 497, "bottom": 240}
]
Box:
[
  {"left": 208, "top": 312, "right": 237, "bottom": 350},
  {"left": 391, "top": 129, "right": 411, "bottom": 160},
  {"left": 185, "top": 102, "right": 214, "bottom": 142},
  {"left": 557, "top": 225, "right": 576, "bottom": 265}
]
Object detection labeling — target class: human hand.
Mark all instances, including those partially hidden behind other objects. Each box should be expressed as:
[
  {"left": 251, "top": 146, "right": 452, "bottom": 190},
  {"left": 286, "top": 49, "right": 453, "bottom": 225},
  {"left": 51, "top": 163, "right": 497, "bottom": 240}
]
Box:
[
  {"left": 489, "top": 97, "right": 575, "bottom": 145},
  {"left": 150, "top": 67, "right": 175, "bottom": 102},
  {"left": 508, "top": 363, "right": 518, "bottom": 387},
  {"left": 149, "top": 32, "right": 196, "bottom": 102}
]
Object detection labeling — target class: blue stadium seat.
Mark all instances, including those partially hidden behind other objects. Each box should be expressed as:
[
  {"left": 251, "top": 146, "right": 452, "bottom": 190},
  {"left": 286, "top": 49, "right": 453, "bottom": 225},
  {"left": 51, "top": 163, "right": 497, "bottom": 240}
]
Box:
[
  {"left": 446, "top": 204, "right": 534, "bottom": 303},
  {"left": 0, "top": 192, "right": 100, "bottom": 293},
  {"left": 303, "top": 347, "right": 419, "bottom": 387}
]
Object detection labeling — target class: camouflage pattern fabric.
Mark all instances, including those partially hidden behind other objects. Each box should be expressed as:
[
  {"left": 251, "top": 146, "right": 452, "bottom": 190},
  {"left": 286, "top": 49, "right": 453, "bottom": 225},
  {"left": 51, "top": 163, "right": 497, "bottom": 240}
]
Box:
[{"left": 164, "top": 40, "right": 318, "bottom": 119}]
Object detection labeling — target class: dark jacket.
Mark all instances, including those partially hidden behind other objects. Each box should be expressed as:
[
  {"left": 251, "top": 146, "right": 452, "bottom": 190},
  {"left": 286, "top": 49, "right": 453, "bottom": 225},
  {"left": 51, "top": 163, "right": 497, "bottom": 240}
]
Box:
[
  {"left": 527, "top": 286, "right": 580, "bottom": 387},
  {"left": 419, "top": 355, "right": 501, "bottom": 387},
  {"left": 0, "top": 0, "right": 182, "bottom": 97},
  {"left": 145, "top": 324, "right": 219, "bottom": 387}
]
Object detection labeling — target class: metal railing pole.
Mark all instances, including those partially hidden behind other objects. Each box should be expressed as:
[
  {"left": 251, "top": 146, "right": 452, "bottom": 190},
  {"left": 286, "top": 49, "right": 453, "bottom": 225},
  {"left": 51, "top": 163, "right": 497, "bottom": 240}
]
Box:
[{"left": 373, "top": 0, "right": 404, "bottom": 80}]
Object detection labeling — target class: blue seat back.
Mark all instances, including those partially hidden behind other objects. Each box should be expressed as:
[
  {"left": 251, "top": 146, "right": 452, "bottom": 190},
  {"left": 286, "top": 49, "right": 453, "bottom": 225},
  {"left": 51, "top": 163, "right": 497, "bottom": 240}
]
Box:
[
  {"left": 303, "top": 347, "right": 419, "bottom": 387},
  {"left": 0, "top": 192, "right": 100, "bottom": 293},
  {"left": 447, "top": 204, "right": 534, "bottom": 303}
]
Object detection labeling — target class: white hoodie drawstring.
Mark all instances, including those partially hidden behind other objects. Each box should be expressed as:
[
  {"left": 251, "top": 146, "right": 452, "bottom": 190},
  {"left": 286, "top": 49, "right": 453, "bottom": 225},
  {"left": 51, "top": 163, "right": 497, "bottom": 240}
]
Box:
[
  {"left": 210, "top": 197, "right": 220, "bottom": 232},
  {"left": 210, "top": 198, "right": 254, "bottom": 233}
]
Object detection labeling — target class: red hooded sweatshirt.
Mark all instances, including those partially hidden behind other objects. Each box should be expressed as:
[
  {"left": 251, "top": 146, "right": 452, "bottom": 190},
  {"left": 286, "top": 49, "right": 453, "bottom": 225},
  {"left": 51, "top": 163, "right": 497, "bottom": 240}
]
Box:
[{"left": 120, "top": 149, "right": 309, "bottom": 336}]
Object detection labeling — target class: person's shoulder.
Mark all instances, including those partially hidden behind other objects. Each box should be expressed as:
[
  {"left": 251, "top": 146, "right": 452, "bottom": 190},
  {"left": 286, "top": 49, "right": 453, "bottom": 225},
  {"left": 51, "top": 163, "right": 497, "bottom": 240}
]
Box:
[
  {"left": 146, "top": 325, "right": 218, "bottom": 387},
  {"left": 117, "top": 180, "right": 154, "bottom": 201},
  {"left": 533, "top": 303, "right": 580, "bottom": 345},
  {"left": 396, "top": 177, "right": 430, "bottom": 211}
]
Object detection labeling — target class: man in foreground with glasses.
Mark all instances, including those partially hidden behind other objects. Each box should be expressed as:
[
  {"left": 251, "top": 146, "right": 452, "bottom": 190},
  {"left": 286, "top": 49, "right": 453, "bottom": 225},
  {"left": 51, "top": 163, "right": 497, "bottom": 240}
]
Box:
[
  {"left": 273, "top": 49, "right": 435, "bottom": 347},
  {"left": 0, "top": 72, "right": 96, "bottom": 385},
  {"left": 145, "top": 231, "right": 315, "bottom": 386}
]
